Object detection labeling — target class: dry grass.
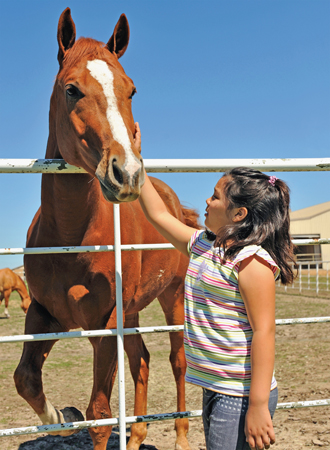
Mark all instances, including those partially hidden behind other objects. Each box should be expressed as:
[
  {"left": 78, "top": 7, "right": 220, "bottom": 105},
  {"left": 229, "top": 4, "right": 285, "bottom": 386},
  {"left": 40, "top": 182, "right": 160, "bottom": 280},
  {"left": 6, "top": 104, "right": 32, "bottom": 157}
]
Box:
[{"left": 0, "top": 291, "right": 329, "bottom": 449}]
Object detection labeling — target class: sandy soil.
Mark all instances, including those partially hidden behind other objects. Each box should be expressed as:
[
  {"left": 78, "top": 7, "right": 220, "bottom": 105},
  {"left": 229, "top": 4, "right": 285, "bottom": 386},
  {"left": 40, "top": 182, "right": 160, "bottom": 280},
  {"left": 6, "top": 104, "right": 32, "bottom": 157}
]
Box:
[{"left": 0, "top": 292, "right": 329, "bottom": 449}]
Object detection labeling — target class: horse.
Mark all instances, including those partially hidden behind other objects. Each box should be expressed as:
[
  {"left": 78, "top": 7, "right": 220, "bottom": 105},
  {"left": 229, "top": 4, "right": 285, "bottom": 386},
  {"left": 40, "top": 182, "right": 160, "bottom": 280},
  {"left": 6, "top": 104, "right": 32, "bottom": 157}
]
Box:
[
  {"left": 0, "top": 268, "right": 31, "bottom": 317},
  {"left": 13, "top": 8, "right": 199, "bottom": 450}
]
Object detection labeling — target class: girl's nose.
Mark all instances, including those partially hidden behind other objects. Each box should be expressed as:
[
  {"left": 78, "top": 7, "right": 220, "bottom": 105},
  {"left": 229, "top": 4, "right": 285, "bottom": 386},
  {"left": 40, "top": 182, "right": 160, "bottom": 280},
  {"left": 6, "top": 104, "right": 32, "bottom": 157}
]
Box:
[{"left": 206, "top": 197, "right": 211, "bottom": 206}]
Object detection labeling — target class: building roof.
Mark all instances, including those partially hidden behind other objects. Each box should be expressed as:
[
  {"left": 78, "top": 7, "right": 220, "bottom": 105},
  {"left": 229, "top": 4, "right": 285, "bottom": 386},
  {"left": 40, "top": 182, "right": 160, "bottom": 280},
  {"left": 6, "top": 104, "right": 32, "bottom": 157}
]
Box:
[{"left": 291, "top": 201, "right": 330, "bottom": 221}]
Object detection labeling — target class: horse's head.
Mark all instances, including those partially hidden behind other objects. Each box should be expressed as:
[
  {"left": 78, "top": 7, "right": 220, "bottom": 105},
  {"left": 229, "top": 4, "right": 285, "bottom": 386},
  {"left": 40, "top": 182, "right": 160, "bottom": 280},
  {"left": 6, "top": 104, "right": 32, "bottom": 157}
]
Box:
[
  {"left": 21, "top": 295, "right": 31, "bottom": 314},
  {"left": 53, "top": 8, "right": 144, "bottom": 202}
]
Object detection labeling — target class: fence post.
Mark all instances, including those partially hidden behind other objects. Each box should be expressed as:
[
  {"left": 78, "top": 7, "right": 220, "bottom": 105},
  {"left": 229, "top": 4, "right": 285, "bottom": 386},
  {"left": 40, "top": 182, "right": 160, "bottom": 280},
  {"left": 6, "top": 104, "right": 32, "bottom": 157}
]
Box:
[
  {"left": 299, "top": 263, "right": 302, "bottom": 293},
  {"left": 316, "top": 263, "right": 319, "bottom": 295},
  {"left": 113, "top": 204, "right": 127, "bottom": 450},
  {"left": 308, "top": 263, "right": 310, "bottom": 290}
]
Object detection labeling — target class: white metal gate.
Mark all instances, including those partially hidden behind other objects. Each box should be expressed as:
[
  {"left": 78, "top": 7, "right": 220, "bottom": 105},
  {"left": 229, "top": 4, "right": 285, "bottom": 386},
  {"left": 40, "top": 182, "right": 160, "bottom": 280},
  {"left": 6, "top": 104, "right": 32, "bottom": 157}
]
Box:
[{"left": 1, "top": 157, "right": 330, "bottom": 449}]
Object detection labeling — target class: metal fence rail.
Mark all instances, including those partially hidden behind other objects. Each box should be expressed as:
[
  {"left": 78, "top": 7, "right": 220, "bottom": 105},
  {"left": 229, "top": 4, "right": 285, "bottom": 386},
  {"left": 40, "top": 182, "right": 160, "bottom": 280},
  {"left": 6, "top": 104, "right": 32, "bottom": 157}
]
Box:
[
  {"left": 1, "top": 157, "right": 330, "bottom": 173},
  {"left": 1, "top": 239, "right": 330, "bottom": 257},
  {"left": 2, "top": 398, "right": 330, "bottom": 438},
  {"left": 1, "top": 317, "right": 330, "bottom": 344},
  {"left": 1, "top": 157, "right": 330, "bottom": 448}
]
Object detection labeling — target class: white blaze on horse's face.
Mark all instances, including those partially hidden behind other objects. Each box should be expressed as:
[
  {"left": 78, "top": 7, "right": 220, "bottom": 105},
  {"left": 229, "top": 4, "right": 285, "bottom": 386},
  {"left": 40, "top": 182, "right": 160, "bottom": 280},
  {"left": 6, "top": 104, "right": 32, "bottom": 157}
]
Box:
[{"left": 87, "top": 59, "right": 142, "bottom": 201}]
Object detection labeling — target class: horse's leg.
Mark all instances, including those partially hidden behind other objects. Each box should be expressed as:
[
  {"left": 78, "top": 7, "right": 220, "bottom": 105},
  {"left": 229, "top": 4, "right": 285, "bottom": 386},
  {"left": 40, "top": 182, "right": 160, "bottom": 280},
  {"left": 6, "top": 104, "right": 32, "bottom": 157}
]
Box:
[
  {"left": 3, "top": 289, "right": 12, "bottom": 317},
  {"left": 14, "top": 298, "right": 84, "bottom": 435},
  {"left": 86, "top": 310, "right": 120, "bottom": 450},
  {"left": 124, "top": 313, "right": 150, "bottom": 450},
  {"left": 158, "top": 274, "right": 191, "bottom": 450}
]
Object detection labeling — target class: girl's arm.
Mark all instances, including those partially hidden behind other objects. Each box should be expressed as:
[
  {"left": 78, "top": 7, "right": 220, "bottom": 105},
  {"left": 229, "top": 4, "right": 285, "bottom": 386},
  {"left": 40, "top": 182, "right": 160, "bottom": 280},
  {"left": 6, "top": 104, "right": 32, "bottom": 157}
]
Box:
[
  {"left": 135, "top": 123, "right": 198, "bottom": 256},
  {"left": 238, "top": 255, "right": 276, "bottom": 450}
]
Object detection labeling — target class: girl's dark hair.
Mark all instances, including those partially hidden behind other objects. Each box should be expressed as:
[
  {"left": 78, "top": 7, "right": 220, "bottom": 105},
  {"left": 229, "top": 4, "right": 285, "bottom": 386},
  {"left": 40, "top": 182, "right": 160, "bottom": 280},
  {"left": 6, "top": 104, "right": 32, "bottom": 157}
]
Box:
[{"left": 213, "top": 167, "right": 296, "bottom": 285}]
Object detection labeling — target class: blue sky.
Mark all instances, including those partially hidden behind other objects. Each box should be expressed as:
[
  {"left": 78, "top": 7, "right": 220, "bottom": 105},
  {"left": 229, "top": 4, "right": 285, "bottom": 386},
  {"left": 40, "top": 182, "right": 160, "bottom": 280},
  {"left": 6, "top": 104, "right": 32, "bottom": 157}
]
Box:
[{"left": 0, "top": 0, "right": 329, "bottom": 269}]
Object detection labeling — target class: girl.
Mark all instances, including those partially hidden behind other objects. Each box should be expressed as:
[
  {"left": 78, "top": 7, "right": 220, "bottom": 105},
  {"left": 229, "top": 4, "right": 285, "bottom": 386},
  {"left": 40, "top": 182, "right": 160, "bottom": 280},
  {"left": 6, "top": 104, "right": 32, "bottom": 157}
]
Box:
[{"left": 134, "top": 124, "right": 295, "bottom": 450}]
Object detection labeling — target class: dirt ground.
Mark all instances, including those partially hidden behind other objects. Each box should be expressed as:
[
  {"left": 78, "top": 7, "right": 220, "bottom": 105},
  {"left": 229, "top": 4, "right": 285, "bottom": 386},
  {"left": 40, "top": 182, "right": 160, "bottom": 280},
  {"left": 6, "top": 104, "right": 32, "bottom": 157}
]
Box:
[{"left": 0, "top": 291, "right": 329, "bottom": 449}]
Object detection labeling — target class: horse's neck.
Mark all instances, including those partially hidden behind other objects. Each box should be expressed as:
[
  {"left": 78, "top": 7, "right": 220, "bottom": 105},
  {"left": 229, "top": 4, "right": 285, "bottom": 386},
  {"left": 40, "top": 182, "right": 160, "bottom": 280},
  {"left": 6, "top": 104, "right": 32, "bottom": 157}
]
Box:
[
  {"left": 15, "top": 277, "right": 29, "bottom": 299},
  {"left": 40, "top": 113, "right": 104, "bottom": 244},
  {"left": 40, "top": 173, "right": 103, "bottom": 244}
]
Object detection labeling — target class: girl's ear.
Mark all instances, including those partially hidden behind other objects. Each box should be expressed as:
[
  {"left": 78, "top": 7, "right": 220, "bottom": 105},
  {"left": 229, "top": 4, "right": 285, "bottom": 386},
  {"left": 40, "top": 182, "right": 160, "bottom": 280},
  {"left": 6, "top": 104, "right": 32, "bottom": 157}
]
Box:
[{"left": 233, "top": 207, "right": 248, "bottom": 222}]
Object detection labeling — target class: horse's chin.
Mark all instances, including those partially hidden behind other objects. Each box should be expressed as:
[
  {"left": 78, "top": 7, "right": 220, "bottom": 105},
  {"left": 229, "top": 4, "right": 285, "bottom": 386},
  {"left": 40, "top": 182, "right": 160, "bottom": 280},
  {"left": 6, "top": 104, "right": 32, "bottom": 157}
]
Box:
[{"left": 100, "top": 183, "right": 139, "bottom": 203}]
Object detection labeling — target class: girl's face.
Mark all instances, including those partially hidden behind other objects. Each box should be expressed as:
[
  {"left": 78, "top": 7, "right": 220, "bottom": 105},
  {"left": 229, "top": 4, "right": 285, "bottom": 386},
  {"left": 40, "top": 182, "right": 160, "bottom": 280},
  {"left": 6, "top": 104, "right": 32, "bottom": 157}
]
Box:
[{"left": 204, "top": 177, "right": 238, "bottom": 233}]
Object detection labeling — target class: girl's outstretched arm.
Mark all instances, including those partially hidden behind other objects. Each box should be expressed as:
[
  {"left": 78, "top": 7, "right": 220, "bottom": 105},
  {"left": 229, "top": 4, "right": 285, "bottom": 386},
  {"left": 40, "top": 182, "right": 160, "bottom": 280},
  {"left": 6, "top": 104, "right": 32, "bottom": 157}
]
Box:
[
  {"left": 135, "top": 123, "right": 198, "bottom": 256},
  {"left": 239, "top": 255, "right": 276, "bottom": 450}
]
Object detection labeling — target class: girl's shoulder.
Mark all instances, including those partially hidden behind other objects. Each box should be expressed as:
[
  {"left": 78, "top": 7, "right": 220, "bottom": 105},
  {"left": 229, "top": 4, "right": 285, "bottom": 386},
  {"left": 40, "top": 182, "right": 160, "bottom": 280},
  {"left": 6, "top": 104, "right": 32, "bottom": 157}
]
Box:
[
  {"left": 187, "top": 229, "right": 213, "bottom": 255},
  {"left": 232, "top": 245, "right": 280, "bottom": 280}
]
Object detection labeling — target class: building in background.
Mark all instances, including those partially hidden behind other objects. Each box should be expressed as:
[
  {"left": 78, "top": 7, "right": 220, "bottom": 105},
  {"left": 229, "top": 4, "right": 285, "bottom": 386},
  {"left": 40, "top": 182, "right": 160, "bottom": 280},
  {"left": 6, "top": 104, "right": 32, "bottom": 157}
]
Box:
[
  {"left": 12, "top": 265, "right": 25, "bottom": 280},
  {"left": 290, "top": 201, "right": 330, "bottom": 264}
]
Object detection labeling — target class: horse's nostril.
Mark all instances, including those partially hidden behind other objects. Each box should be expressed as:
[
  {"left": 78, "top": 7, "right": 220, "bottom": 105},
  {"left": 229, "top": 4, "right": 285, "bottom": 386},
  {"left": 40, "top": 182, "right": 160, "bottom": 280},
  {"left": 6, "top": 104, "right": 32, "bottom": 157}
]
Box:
[{"left": 112, "top": 159, "right": 123, "bottom": 185}]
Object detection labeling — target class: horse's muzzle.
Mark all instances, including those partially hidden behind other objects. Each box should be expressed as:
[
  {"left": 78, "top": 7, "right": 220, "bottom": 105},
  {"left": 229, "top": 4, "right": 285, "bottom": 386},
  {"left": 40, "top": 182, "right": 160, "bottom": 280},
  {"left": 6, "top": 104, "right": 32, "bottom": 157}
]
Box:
[{"left": 96, "top": 156, "right": 145, "bottom": 203}]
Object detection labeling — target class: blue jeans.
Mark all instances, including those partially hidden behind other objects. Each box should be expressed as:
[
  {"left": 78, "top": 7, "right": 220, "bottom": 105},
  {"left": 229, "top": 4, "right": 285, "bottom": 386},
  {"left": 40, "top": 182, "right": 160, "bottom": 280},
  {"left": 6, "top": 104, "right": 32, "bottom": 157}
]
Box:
[{"left": 202, "top": 387, "right": 278, "bottom": 450}]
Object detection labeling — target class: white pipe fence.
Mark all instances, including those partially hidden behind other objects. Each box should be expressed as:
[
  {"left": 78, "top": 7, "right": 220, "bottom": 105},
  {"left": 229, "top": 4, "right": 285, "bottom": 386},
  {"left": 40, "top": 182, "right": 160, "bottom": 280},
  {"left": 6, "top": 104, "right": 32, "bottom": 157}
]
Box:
[
  {"left": 1, "top": 158, "right": 330, "bottom": 448},
  {"left": 278, "top": 260, "right": 330, "bottom": 294}
]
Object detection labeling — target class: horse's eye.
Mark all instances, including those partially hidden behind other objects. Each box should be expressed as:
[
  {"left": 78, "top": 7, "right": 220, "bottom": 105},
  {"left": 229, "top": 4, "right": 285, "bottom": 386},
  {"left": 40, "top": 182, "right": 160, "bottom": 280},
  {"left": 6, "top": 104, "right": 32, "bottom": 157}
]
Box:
[
  {"left": 66, "top": 84, "right": 81, "bottom": 98},
  {"left": 129, "top": 88, "right": 137, "bottom": 100}
]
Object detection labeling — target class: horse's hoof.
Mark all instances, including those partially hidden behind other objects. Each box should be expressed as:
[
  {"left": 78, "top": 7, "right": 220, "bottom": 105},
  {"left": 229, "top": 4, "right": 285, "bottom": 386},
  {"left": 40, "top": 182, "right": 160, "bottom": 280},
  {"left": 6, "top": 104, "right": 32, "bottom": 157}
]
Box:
[
  {"left": 60, "top": 406, "right": 85, "bottom": 435},
  {"left": 49, "top": 406, "right": 85, "bottom": 436}
]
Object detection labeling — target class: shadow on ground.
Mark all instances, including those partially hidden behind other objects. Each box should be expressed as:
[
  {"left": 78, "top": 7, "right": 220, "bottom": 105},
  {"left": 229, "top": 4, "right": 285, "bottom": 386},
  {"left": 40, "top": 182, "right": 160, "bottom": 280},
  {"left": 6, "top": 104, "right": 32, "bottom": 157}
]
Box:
[{"left": 18, "top": 428, "right": 158, "bottom": 450}]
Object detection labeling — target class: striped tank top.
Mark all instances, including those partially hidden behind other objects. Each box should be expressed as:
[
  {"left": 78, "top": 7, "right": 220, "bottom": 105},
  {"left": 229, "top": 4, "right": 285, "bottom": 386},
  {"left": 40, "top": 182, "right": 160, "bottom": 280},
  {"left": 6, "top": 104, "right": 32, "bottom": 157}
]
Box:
[{"left": 184, "top": 230, "right": 280, "bottom": 396}]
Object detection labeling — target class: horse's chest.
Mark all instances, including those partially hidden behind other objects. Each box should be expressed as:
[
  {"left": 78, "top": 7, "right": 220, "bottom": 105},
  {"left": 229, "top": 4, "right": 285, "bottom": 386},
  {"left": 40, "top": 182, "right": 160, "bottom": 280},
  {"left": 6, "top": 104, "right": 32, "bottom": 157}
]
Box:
[{"left": 26, "top": 252, "right": 141, "bottom": 321}]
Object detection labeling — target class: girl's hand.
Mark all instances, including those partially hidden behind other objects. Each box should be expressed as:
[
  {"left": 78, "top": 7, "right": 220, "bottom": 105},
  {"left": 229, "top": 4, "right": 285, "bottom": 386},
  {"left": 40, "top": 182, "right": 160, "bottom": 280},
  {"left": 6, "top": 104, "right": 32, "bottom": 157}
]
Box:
[
  {"left": 245, "top": 404, "right": 275, "bottom": 450},
  {"left": 134, "top": 122, "right": 141, "bottom": 153}
]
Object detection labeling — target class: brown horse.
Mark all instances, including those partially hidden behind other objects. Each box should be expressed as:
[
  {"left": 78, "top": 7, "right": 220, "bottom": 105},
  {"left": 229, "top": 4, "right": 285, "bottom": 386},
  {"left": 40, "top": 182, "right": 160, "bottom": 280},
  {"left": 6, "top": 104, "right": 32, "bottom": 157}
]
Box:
[
  {"left": 0, "top": 268, "right": 31, "bottom": 317},
  {"left": 13, "top": 8, "right": 199, "bottom": 450}
]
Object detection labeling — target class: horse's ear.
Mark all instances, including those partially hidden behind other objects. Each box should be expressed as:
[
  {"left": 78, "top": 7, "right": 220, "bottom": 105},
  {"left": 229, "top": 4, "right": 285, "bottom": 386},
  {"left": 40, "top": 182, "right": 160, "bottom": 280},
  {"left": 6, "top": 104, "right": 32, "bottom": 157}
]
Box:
[
  {"left": 106, "top": 14, "right": 130, "bottom": 59},
  {"left": 57, "top": 8, "right": 76, "bottom": 66}
]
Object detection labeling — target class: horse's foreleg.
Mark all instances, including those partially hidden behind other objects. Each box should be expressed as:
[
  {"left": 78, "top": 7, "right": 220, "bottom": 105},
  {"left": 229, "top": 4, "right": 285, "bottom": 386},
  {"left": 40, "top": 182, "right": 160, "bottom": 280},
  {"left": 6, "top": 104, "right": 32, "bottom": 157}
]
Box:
[
  {"left": 86, "top": 313, "right": 119, "bottom": 450},
  {"left": 168, "top": 329, "right": 190, "bottom": 450},
  {"left": 3, "top": 289, "right": 11, "bottom": 317},
  {"left": 158, "top": 287, "right": 191, "bottom": 450},
  {"left": 14, "top": 299, "right": 84, "bottom": 436},
  {"left": 124, "top": 313, "right": 150, "bottom": 450}
]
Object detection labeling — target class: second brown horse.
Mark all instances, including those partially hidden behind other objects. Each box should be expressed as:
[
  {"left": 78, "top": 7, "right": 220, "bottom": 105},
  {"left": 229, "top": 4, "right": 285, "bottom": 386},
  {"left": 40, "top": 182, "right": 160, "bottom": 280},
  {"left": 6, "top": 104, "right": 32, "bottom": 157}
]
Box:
[
  {"left": 14, "top": 8, "right": 199, "bottom": 450},
  {"left": 0, "top": 268, "right": 31, "bottom": 317}
]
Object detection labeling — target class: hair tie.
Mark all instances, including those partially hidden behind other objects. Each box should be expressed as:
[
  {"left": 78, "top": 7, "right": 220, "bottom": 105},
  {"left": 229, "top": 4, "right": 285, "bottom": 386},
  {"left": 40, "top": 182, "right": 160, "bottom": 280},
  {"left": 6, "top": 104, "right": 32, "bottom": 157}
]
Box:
[{"left": 268, "top": 175, "right": 277, "bottom": 186}]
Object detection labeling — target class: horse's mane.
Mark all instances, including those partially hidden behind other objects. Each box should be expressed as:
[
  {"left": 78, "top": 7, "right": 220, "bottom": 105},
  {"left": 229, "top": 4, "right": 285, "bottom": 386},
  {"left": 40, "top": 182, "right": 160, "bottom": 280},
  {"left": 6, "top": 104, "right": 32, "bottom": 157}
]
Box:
[{"left": 181, "top": 205, "right": 202, "bottom": 230}]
